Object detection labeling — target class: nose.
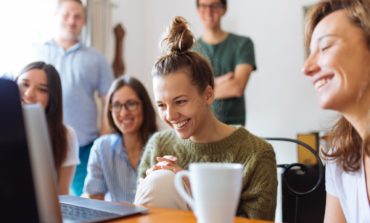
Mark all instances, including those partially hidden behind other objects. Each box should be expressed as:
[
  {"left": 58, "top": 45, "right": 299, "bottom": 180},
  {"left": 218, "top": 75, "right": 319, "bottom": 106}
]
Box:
[
  {"left": 24, "top": 87, "right": 36, "bottom": 99},
  {"left": 118, "top": 105, "right": 130, "bottom": 116},
  {"left": 302, "top": 52, "right": 320, "bottom": 77},
  {"left": 165, "top": 106, "right": 178, "bottom": 121}
]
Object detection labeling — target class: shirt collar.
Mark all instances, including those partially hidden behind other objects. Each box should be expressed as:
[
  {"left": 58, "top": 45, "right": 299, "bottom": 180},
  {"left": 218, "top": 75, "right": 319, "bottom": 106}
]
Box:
[{"left": 47, "top": 39, "right": 83, "bottom": 53}]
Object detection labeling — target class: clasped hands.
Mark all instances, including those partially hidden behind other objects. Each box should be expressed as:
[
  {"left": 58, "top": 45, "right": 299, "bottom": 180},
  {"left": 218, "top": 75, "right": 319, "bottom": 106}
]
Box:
[{"left": 146, "top": 155, "right": 182, "bottom": 176}]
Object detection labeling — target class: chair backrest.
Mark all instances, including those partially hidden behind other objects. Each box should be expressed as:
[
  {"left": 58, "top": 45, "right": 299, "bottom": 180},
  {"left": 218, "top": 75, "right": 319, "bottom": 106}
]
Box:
[{"left": 265, "top": 137, "right": 326, "bottom": 223}]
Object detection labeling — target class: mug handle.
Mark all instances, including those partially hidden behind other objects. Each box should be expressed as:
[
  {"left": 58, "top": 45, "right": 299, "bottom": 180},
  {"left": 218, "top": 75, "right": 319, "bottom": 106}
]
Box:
[{"left": 174, "top": 170, "right": 194, "bottom": 209}]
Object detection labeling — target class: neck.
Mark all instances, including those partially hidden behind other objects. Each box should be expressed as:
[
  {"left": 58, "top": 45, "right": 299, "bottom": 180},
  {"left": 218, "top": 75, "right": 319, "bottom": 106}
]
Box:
[
  {"left": 54, "top": 36, "right": 79, "bottom": 50},
  {"left": 190, "top": 110, "right": 234, "bottom": 143},
  {"left": 123, "top": 132, "right": 143, "bottom": 152},
  {"left": 202, "top": 27, "right": 228, "bottom": 45},
  {"left": 343, "top": 90, "right": 370, "bottom": 140}
]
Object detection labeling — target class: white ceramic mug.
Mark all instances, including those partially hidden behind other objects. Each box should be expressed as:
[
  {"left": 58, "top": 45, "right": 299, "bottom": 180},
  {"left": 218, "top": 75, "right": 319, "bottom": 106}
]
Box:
[{"left": 174, "top": 163, "right": 243, "bottom": 223}]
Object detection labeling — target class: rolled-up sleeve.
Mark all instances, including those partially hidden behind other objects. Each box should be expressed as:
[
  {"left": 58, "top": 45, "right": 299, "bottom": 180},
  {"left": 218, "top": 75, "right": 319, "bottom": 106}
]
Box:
[{"left": 83, "top": 141, "right": 107, "bottom": 195}]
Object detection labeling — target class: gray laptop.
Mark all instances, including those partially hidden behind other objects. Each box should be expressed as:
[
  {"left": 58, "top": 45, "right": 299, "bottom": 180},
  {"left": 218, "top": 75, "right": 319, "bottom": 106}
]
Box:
[
  {"left": 0, "top": 79, "right": 147, "bottom": 223},
  {"left": 24, "top": 104, "right": 148, "bottom": 223}
]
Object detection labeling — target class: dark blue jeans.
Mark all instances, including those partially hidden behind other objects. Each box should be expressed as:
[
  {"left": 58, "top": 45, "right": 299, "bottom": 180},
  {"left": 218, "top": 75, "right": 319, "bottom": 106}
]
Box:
[{"left": 70, "top": 141, "right": 94, "bottom": 196}]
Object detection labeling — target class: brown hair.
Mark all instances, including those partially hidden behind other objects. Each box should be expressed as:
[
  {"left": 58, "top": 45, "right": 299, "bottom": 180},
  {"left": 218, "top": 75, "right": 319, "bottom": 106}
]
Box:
[
  {"left": 58, "top": 0, "right": 83, "bottom": 5},
  {"left": 152, "top": 16, "right": 214, "bottom": 94},
  {"left": 105, "top": 76, "right": 158, "bottom": 145},
  {"left": 305, "top": 0, "right": 370, "bottom": 50},
  {"left": 196, "top": 0, "right": 227, "bottom": 8},
  {"left": 18, "top": 62, "right": 67, "bottom": 174},
  {"left": 305, "top": 0, "right": 370, "bottom": 172}
]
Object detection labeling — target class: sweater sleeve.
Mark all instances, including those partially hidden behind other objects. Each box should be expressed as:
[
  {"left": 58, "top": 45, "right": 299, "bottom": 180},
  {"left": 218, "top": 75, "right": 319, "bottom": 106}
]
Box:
[
  {"left": 137, "top": 132, "right": 164, "bottom": 180},
  {"left": 238, "top": 144, "right": 277, "bottom": 221}
]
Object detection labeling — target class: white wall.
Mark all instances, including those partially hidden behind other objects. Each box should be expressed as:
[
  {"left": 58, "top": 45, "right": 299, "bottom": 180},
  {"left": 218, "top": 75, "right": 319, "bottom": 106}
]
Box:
[
  {"left": 111, "top": 0, "right": 337, "bottom": 158},
  {"left": 110, "top": 0, "right": 337, "bottom": 220}
]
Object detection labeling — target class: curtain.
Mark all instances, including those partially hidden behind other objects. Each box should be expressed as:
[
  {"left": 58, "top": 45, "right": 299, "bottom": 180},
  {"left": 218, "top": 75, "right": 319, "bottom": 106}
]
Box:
[{"left": 84, "top": 0, "right": 112, "bottom": 56}]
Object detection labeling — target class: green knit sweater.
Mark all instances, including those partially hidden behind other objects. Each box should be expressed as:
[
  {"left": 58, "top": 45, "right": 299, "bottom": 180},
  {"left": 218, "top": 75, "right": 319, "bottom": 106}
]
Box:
[{"left": 138, "top": 126, "right": 277, "bottom": 221}]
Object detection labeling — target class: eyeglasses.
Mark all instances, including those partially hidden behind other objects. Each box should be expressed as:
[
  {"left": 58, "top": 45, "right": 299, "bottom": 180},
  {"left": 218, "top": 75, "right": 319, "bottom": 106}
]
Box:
[
  {"left": 197, "top": 3, "right": 224, "bottom": 11},
  {"left": 110, "top": 100, "right": 140, "bottom": 113}
]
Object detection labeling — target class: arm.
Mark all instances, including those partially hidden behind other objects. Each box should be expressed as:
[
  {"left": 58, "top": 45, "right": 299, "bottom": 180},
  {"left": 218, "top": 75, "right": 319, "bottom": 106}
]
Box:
[
  {"left": 239, "top": 147, "right": 277, "bottom": 220},
  {"left": 83, "top": 193, "right": 105, "bottom": 200},
  {"left": 214, "top": 63, "right": 253, "bottom": 99},
  {"left": 58, "top": 166, "right": 76, "bottom": 195},
  {"left": 83, "top": 140, "right": 108, "bottom": 199},
  {"left": 324, "top": 193, "right": 346, "bottom": 223}
]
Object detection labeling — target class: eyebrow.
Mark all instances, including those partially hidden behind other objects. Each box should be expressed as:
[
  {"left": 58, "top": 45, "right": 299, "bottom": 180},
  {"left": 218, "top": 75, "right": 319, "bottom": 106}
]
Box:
[
  {"left": 20, "top": 78, "right": 48, "bottom": 88},
  {"left": 173, "top": 95, "right": 187, "bottom": 101},
  {"left": 155, "top": 95, "right": 187, "bottom": 104},
  {"left": 38, "top": 84, "right": 49, "bottom": 88},
  {"left": 317, "top": 34, "right": 337, "bottom": 42}
]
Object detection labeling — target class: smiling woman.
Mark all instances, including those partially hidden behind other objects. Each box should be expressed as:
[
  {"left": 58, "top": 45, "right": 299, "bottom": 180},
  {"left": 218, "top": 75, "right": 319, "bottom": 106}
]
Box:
[
  {"left": 303, "top": 0, "right": 370, "bottom": 222},
  {"left": 83, "top": 75, "right": 158, "bottom": 202},
  {"left": 134, "top": 16, "right": 277, "bottom": 221}
]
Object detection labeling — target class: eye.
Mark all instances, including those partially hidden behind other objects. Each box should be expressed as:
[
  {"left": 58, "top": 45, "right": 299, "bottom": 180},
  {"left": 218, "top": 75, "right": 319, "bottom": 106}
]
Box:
[
  {"left": 157, "top": 103, "right": 166, "bottom": 109},
  {"left": 37, "top": 87, "right": 49, "bottom": 93},
  {"left": 20, "top": 81, "right": 29, "bottom": 88},
  {"left": 320, "top": 45, "right": 331, "bottom": 52},
  {"left": 175, "top": 99, "right": 187, "bottom": 106}
]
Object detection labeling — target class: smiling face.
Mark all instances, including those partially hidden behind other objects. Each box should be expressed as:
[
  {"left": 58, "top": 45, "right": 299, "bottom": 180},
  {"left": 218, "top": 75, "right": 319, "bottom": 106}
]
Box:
[
  {"left": 110, "top": 86, "right": 143, "bottom": 136},
  {"left": 153, "top": 71, "right": 213, "bottom": 140},
  {"left": 196, "top": 0, "right": 226, "bottom": 30},
  {"left": 303, "top": 10, "right": 370, "bottom": 113},
  {"left": 56, "top": 0, "right": 85, "bottom": 42},
  {"left": 17, "top": 69, "right": 50, "bottom": 109}
]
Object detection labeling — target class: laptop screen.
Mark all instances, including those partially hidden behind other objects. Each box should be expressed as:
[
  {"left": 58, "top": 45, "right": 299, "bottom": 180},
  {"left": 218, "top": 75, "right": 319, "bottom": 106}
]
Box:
[{"left": 0, "top": 79, "right": 39, "bottom": 222}]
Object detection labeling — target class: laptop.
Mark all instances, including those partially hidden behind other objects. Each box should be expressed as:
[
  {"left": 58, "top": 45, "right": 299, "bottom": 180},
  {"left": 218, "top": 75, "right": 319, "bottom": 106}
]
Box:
[{"left": 0, "top": 79, "right": 148, "bottom": 223}]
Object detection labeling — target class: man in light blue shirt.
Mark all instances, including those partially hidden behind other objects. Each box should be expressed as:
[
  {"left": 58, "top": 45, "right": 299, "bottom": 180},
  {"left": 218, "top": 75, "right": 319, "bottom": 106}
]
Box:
[{"left": 34, "top": 0, "right": 114, "bottom": 195}]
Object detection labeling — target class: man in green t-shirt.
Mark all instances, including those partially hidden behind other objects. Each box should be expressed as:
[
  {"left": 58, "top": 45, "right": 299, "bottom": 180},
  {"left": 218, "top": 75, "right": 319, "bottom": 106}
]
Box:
[{"left": 193, "top": 0, "right": 257, "bottom": 125}]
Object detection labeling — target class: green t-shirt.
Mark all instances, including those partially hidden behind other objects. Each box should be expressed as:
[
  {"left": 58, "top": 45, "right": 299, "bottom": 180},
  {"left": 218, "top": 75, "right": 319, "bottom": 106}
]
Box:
[{"left": 194, "top": 33, "right": 257, "bottom": 125}]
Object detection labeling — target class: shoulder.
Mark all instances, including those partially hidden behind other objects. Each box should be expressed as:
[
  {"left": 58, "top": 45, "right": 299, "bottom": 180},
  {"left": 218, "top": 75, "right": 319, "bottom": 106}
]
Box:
[
  {"left": 193, "top": 38, "right": 207, "bottom": 51},
  {"left": 63, "top": 125, "right": 80, "bottom": 166},
  {"left": 229, "top": 33, "right": 253, "bottom": 42},
  {"left": 326, "top": 160, "right": 345, "bottom": 180},
  {"left": 92, "top": 133, "right": 121, "bottom": 152},
  {"left": 65, "top": 125, "right": 78, "bottom": 147},
  {"left": 233, "top": 126, "right": 273, "bottom": 153},
  {"left": 78, "top": 45, "right": 108, "bottom": 61},
  {"left": 146, "top": 130, "right": 178, "bottom": 148}
]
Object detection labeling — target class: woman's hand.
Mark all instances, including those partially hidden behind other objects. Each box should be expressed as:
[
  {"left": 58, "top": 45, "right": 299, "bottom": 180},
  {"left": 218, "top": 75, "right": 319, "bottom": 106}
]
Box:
[{"left": 146, "top": 155, "right": 183, "bottom": 176}]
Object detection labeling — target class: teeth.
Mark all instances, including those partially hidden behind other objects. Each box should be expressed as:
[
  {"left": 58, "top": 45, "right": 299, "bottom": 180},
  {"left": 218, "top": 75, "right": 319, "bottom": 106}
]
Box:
[
  {"left": 315, "top": 78, "right": 329, "bottom": 89},
  {"left": 173, "top": 120, "right": 188, "bottom": 129},
  {"left": 122, "top": 119, "right": 133, "bottom": 124}
]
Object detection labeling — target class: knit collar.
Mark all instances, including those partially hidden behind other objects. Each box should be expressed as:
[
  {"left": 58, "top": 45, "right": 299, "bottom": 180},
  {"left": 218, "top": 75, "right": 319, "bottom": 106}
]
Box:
[{"left": 178, "top": 126, "right": 247, "bottom": 155}]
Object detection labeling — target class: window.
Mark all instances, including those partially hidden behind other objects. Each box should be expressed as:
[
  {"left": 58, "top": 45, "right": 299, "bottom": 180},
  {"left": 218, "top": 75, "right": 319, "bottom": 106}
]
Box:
[{"left": 0, "top": 0, "right": 57, "bottom": 76}]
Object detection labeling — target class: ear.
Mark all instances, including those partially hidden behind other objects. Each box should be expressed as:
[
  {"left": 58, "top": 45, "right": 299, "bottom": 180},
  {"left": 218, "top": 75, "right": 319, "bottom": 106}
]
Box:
[{"left": 204, "top": 85, "right": 214, "bottom": 105}]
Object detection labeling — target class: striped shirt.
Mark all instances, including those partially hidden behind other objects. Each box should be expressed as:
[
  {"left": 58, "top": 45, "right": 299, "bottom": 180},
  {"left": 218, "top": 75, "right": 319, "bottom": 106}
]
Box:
[{"left": 83, "top": 133, "right": 139, "bottom": 202}]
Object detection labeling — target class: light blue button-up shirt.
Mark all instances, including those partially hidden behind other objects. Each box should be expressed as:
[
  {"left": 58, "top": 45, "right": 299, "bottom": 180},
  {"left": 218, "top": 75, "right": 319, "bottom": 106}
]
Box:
[
  {"left": 34, "top": 40, "right": 114, "bottom": 145},
  {"left": 83, "top": 134, "right": 139, "bottom": 203}
]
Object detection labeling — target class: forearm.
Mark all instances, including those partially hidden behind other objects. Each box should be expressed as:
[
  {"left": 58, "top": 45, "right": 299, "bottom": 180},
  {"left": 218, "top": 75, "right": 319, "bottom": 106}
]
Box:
[
  {"left": 214, "top": 64, "right": 252, "bottom": 100},
  {"left": 84, "top": 193, "right": 105, "bottom": 200},
  {"left": 58, "top": 166, "right": 76, "bottom": 195},
  {"left": 214, "top": 79, "right": 246, "bottom": 99}
]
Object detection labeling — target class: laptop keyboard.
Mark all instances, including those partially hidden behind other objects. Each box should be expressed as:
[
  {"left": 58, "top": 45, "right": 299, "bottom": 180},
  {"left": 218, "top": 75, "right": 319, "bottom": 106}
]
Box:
[{"left": 61, "top": 202, "right": 121, "bottom": 222}]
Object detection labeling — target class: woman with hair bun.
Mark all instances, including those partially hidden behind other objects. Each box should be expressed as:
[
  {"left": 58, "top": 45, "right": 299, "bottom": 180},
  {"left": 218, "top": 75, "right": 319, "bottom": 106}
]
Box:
[{"left": 134, "top": 16, "right": 277, "bottom": 221}]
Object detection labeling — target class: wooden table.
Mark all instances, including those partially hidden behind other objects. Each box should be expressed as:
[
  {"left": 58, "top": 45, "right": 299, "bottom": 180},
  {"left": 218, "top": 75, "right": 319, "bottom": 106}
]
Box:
[{"left": 108, "top": 207, "right": 272, "bottom": 223}]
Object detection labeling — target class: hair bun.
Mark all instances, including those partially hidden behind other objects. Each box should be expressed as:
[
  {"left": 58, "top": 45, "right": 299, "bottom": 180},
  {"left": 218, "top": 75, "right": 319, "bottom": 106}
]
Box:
[{"left": 163, "top": 16, "right": 194, "bottom": 54}]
